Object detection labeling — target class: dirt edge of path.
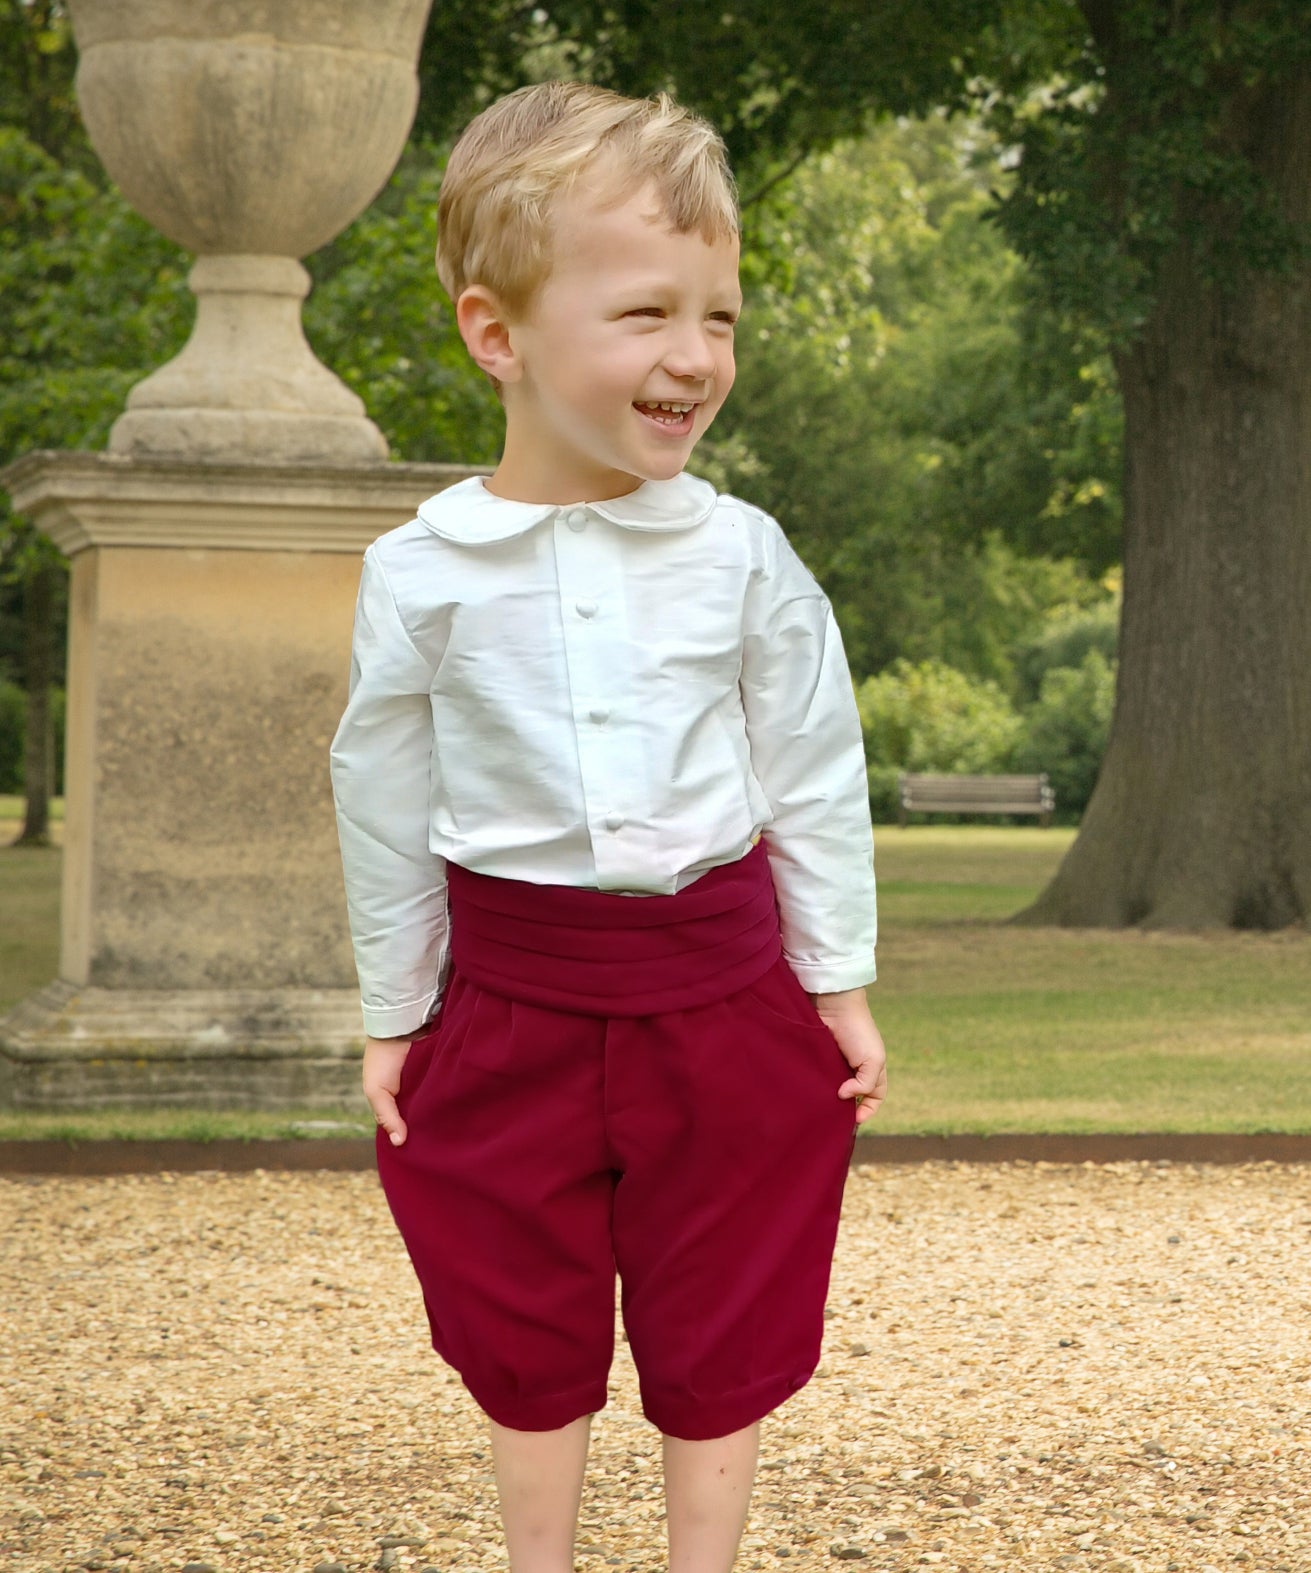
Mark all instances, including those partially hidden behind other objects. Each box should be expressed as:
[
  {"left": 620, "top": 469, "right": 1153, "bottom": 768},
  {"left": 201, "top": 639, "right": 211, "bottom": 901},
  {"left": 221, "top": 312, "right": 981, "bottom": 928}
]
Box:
[{"left": 2, "top": 1129, "right": 1310, "bottom": 1175}]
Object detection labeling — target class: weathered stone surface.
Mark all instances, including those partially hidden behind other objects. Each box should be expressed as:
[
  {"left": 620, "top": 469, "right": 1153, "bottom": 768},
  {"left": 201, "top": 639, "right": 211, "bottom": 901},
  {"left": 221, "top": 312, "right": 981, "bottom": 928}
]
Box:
[
  {"left": 70, "top": 2, "right": 431, "bottom": 256},
  {"left": 65, "top": 0, "right": 434, "bottom": 462},
  {"left": 109, "top": 257, "right": 390, "bottom": 465},
  {"left": 0, "top": 981, "right": 368, "bottom": 1109},
  {"left": 0, "top": 453, "right": 481, "bottom": 1108}
]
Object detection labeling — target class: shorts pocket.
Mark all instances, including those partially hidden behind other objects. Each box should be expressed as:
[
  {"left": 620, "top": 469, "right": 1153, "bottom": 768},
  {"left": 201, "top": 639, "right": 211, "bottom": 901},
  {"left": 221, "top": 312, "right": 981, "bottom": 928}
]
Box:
[{"left": 734, "top": 959, "right": 837, "bottom": 1039}]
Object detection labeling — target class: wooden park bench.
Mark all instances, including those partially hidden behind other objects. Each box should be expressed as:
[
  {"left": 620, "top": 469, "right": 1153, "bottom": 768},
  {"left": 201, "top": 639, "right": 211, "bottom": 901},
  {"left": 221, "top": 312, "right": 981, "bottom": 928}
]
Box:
[{"left": 897, "top": 772, "right": 1056, "bottom": 827}]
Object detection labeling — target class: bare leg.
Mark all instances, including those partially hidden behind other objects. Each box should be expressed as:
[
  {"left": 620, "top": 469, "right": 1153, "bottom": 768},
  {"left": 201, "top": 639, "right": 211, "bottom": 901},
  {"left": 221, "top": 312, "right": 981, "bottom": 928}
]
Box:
[
  {"left": 487, "top": 1413, "right": 592, "bottom": 1573},
  {"left": 663, "top": 1421, "right": 760, "bottom": 1573}
]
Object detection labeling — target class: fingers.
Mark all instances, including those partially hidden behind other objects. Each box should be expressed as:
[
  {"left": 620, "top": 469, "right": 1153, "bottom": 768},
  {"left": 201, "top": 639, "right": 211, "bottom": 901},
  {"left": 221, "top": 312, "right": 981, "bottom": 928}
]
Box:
[
  {"left": 363, "top": 1036, "right": 412, "bottom": 1148},
  {"left": 821, "top": 1003, "right": 886, "bottom": 1129},
  {"left": 841, "top": 1055, "right": 888, "bottom": 1126},
  {"left": 369, "top": 1085, "right": 407, "bottom": 1147},
  {"left": 853, "top": 1080, "right": 885, "bottom": 1126}
]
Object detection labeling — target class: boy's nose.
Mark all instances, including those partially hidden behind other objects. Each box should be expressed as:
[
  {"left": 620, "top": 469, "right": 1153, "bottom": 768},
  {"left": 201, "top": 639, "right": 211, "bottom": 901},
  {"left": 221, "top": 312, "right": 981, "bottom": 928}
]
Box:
[{"left": 664, "top": 325, "right": 719, "bottom": 381}]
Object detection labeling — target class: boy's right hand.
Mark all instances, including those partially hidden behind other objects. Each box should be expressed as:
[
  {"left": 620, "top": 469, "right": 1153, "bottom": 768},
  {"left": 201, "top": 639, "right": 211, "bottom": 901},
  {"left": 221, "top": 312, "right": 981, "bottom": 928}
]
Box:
[{"left": 363, "top": 1034, "right": 413, "bottom": 1147}]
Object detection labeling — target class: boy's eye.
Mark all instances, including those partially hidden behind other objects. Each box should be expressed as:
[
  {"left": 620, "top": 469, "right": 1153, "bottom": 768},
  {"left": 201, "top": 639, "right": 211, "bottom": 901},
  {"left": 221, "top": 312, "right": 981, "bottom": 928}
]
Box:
[{"left": 623, "top": 306, "right": 739, "bottom": 324}]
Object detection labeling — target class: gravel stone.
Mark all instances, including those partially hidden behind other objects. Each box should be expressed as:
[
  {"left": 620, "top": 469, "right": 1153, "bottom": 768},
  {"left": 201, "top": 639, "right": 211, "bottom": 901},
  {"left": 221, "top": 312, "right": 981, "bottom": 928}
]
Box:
[{"left": 3, "top": 1162, "right": 1310, "bottom": 1570}]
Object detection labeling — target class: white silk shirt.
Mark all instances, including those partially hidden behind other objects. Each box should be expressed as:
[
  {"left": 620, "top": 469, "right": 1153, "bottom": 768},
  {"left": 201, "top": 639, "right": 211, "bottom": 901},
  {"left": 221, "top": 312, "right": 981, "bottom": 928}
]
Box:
[{"left": 329, "top": 471, "right": 877, "bottom": 1038}]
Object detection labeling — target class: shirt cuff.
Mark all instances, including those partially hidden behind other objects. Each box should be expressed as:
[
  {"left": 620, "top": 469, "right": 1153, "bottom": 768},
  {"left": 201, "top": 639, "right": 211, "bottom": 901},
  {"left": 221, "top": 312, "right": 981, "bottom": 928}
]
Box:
[
  {"left": 360, "top": 990, "right": 441, "bottom": 1040},
  {"left": 786, "top": 954, "right": 877, "bottom": 994}
]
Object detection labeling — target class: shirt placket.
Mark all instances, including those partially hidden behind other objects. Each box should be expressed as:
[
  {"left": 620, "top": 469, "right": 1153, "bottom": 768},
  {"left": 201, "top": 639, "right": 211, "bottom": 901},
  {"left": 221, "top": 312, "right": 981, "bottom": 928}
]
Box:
[{"left": 552, "top": 506, "right": 638, "bottom": 887}]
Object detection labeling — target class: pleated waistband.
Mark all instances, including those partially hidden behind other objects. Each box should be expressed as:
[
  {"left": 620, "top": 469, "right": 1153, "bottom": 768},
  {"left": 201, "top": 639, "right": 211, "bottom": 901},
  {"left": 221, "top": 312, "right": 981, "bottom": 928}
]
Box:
[{"left": 446, "top": 840, "right": 782, "bottom": 1017}]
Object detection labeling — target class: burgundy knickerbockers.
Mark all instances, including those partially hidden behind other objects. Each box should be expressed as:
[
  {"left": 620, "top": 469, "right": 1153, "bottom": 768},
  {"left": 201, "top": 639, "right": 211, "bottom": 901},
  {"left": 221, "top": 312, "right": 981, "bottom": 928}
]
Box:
[{"left": 375, "top": 839, "right": 858, "bottom": 1440}]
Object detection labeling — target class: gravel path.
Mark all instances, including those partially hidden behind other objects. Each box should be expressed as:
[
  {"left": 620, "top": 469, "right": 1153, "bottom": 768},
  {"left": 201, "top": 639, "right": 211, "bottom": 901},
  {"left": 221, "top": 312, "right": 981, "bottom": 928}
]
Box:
[{"left": 3, "top": 1161, "right": 1308, "bottom": 1573}]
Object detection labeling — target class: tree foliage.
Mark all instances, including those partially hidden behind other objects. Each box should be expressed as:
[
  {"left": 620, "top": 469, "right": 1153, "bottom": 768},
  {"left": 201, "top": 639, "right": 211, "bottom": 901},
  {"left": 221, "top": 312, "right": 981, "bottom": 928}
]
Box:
[
  {"left": 504, "top": 1, "right": 1311, "bottom": 339},
  {"left": 978, "top": 0, "right": 1311, "bottom": 341},
  {"left": 0, "top": 0, "right": 85, "bottom": 167},
  {"left": 698, "top": 116, "right": 1120, "bottom": 681},
  {"left": 302, "top": 148, "right": 504, "bottom": 468},
  {"left": 0, "top": 123, "right": 191, "bottom": 666},
  {"left": 413, "top": 0, "right": 995, "bottom": 189},
  {"left": 0, "top": 118, "right": 190, "bottom": 826}
]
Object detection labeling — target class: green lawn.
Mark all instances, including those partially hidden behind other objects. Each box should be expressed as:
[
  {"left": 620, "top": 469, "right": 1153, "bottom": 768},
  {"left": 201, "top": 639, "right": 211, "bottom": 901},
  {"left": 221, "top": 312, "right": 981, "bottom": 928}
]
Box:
[
  {"left": 0, "top": 794, "right": 63, "bottom": 818},
  {"left": 0, "top": 816, "right": 61, "bottom": 1014},
  {"left": 2, "top": 821, "right": 1309, "bottom": 1138},
  {"left": 869, "top": 827, "right": 1311, "bottom": 1134}
]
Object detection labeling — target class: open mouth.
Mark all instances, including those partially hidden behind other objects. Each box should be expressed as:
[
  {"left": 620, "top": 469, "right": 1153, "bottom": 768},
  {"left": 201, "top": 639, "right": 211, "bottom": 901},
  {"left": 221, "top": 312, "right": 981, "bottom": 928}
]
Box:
[{"left": 634, "top": 400, "right": 697, "bottom": 435}]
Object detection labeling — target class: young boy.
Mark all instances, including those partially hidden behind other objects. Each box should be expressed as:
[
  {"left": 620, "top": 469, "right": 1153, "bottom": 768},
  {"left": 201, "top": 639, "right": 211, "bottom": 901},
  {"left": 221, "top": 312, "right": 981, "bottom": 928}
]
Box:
[{"left": 330, "top": 80, "right": 886, "bottom": 1573}]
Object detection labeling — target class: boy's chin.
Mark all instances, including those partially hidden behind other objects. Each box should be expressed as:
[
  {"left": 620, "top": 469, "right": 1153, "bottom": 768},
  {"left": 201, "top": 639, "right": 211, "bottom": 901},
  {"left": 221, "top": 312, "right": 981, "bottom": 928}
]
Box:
[{"left": 630, "top": 449, "right": 695, "bottom": 483}]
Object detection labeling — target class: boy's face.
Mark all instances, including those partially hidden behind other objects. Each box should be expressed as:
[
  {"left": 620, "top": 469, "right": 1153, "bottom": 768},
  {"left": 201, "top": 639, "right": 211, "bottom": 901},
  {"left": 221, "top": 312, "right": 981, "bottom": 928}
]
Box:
[{"left": 486, "top": 176, "right": 742, "bottom": 502}]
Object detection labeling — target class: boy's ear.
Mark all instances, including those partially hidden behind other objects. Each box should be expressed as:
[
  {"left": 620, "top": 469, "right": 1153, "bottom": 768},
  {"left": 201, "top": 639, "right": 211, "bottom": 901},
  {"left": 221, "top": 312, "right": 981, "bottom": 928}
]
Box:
[{"left": 455, "top": 286, "right": 522, "bottom": 385}]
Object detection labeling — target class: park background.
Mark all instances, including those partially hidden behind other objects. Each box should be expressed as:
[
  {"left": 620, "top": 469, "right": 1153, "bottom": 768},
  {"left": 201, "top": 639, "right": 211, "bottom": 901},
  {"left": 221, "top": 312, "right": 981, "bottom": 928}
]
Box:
[{"left": 1, "top": 1, "right": 1308, "bottom": 1137}]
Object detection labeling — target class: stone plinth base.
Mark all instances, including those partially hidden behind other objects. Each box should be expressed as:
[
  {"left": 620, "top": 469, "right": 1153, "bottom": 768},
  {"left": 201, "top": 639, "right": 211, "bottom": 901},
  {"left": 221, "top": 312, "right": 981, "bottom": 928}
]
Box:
[{"left": 0, "top": 981, "right": 368, "bottom": 1110}]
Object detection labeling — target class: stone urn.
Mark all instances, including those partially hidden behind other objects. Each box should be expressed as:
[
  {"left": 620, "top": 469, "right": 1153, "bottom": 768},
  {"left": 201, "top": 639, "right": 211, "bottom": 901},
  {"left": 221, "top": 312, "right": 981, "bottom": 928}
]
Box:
[{"left": 67, "top": 0, "right": 434, "bottom": 463}]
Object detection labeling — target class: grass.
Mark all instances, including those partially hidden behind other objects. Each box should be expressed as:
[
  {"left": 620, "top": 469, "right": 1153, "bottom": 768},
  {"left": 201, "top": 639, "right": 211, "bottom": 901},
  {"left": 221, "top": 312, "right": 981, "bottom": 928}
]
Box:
[
  {"left": 869, "top": 827, "right": 1311, "bottom": 1134},
  {"left": 1, "top": 831, "right": 61, "bottom": 1016},
  {"left": 1, "top": 822, "right": 1309, "bottom": 1139},
  {"left": 0, "top": 794, "right": 64, "bottom": 821},
  {"left": 0, "top": 1108, "right": 374, "bottom": 1142}
]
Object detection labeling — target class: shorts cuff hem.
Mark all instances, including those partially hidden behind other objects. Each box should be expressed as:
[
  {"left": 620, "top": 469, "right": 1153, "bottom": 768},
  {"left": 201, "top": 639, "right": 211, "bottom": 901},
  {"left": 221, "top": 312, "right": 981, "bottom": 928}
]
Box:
[
  {"left": 642, "top": 1369, "right": 813, "bottom": 1440},
  {"left": 466, "top": 1380, "right": 609, "bottom": 1433}
]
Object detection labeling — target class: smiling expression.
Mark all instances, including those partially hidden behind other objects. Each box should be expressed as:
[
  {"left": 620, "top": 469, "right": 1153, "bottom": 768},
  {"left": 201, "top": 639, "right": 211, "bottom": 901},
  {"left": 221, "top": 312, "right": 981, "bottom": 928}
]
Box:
[{"left": 484, "top": 176, "right": 742, "bottom": 504}]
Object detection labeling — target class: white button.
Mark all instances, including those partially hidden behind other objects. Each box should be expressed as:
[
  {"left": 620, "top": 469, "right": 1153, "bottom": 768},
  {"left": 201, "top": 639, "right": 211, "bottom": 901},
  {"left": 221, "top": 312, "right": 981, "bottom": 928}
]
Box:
[
  {"left": 589, "top": 707, "right": 610, "bottom": 725},
  {"left": 565, "top": 508, "right": 587, "bottom": 532},
  {"left": 575, "top": 600, "right": 598, "bottom": 619},
  {"left": 604, "top": 812, "right": 624, "bottom": 832}
]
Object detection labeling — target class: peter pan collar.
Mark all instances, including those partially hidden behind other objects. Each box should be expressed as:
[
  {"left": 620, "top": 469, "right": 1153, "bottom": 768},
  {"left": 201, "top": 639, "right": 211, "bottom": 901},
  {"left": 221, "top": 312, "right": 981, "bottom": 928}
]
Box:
[{"left": 416, "top": 472, "right": 718, "bottom": 545}]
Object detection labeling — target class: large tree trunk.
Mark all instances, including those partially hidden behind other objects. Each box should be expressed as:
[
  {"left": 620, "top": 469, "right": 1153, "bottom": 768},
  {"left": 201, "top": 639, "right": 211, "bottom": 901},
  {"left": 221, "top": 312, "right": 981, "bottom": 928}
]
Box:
[
  {"left": 1020, "top": 74, "right": 1311, "bottom": 929},
  {"left": 14, "top": 558, "right": 56, "bottom": 849}
]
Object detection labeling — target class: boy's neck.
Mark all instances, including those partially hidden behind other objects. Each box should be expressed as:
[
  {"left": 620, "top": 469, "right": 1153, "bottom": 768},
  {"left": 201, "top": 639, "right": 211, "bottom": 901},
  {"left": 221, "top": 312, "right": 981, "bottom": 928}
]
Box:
[{"left": 483, "top": 446, "right": 650, "bottom": 507}]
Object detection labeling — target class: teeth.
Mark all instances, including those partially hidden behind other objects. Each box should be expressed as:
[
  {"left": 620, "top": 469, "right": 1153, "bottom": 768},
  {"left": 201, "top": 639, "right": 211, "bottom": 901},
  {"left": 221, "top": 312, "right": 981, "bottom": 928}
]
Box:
[{"left": 638, "top": 401, "right": 694, "bottom": 412}]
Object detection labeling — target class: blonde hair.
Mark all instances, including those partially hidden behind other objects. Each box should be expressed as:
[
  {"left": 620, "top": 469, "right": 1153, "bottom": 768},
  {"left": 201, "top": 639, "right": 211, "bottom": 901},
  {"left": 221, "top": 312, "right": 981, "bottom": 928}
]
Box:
[{"left": 436, "top": 81, "right": 739, "bottom": 319}]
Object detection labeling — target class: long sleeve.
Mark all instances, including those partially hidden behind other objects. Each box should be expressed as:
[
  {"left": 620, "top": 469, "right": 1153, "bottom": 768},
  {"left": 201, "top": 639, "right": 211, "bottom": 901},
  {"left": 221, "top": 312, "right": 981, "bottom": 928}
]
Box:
[
  {"left": 329, "top": 547, "right": 449, "bottom": 1038},
  {"left": 740, "top": 521, "right": 877, "bottom": 992}
]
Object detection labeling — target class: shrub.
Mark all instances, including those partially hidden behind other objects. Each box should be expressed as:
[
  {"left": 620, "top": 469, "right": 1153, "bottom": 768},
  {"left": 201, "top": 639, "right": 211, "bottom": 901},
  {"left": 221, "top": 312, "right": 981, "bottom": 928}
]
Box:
[
  {"left": 1015, "top": 600, "right": 1119, "bottom": 705},
  {"left": 856, "top": 659, "right": 1023, "bottom": 818},
  {"left": 1012, "top": 649, "right": 1116, "bottom": 819}
]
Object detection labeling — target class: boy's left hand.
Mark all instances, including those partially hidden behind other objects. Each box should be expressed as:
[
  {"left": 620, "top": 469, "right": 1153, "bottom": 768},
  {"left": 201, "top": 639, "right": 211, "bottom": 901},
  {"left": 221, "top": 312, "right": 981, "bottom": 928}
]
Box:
[{"left": 810, "top": 988, "right": 887, "bottom": 1126}]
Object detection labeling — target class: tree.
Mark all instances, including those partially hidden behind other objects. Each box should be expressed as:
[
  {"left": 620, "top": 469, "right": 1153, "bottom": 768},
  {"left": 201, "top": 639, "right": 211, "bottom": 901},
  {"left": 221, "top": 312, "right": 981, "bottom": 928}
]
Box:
[
  {"left": 0, "top": 0, "right": 92, "bottom": 844},
  {"left": 0, "top": 106, "right": 190, "bottom": 846},
  {"left": 0, "top": 523, "right": 60, "bottom": 842},
  {"left": 988, "top": 2, "right": 1311, "bottom": 927}
]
